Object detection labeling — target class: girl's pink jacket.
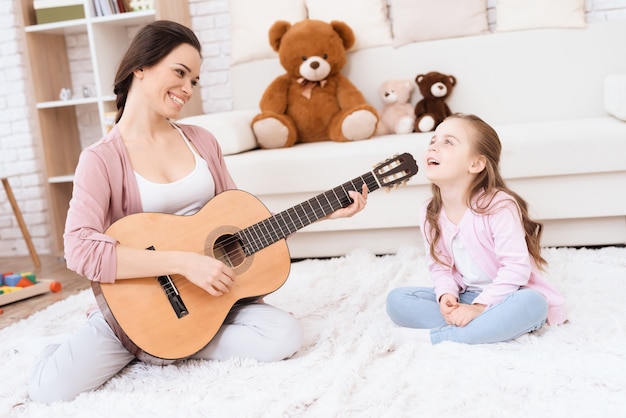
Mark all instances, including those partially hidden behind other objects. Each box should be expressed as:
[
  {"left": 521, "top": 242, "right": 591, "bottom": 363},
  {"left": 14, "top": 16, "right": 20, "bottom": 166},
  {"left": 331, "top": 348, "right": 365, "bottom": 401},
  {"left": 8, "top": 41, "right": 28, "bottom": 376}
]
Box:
[
  {"left": 63, "top": 123, "right": 237, "bottom": 284},
  {"left": 419, "top": 191, "right": 566, "bottom": 325}
]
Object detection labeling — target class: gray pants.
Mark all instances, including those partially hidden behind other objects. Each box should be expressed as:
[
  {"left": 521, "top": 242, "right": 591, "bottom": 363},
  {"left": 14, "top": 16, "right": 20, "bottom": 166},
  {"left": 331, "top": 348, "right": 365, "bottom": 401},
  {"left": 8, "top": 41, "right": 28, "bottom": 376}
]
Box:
[{"left": 28, "top": 302, "right": 302, "bottom": 404}]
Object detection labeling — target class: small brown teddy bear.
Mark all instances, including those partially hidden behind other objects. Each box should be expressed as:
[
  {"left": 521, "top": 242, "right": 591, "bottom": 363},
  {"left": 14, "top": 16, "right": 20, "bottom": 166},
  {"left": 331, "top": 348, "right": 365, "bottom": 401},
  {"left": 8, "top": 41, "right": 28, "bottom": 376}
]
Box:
[
  {"left": 375, "top": 79, "right": 416, "bottom": 135},
  {"left": 251, "top": 19, "right": 379, "bottom": 149},
  {"left": 414, "top": 72, "right": 457, "bottom": 133}
]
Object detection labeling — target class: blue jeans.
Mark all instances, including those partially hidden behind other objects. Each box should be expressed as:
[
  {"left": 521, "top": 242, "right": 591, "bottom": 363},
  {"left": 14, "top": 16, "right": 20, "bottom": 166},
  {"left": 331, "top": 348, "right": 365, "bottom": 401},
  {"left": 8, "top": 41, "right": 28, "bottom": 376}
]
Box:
[{"left": 386, "top": 287, "right": 548, "bottom": 344}]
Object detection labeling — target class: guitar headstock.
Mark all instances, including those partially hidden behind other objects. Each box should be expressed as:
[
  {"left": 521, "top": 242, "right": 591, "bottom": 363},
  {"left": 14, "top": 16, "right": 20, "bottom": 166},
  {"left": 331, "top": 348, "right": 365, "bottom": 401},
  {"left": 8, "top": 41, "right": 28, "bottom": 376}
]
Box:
[{"left": 372, "top": 153, "right": 419, "bottom": 189}]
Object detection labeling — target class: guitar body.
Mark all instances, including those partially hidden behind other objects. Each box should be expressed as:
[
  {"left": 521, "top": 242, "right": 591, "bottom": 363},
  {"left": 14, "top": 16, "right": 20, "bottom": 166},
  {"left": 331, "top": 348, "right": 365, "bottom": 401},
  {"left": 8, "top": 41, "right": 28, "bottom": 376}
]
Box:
[{"left": 94, "top": 190, "right": 291, "bottom": 364}]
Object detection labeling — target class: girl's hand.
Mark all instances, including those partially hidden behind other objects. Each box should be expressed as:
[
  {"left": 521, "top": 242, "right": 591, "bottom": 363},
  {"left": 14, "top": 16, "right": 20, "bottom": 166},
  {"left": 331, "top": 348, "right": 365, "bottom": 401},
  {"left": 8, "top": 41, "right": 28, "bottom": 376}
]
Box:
[
  {"left": 181, "top": 252, "right": 236, "bottom": 297},
  {"left": 446, "top": 303, "right": 486, "bottom": 327},
  {"left": 439, "top": 293, "right": 459, "bottom": 323},
  {"left": 326, "top": 184, "right": 369, "bottom": 220}
]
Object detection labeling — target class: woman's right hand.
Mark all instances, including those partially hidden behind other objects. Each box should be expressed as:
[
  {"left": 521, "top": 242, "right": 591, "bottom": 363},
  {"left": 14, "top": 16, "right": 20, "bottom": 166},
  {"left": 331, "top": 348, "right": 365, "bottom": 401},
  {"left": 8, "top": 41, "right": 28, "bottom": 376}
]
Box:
[{"left": 181, "top": 252, "right": 236, "bottom": 297}]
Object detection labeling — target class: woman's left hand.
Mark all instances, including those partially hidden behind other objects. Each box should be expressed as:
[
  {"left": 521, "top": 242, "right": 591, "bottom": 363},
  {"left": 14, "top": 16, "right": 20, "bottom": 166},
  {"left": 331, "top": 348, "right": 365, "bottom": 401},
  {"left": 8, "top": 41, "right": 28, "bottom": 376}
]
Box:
[{"left": 326, "top": 184, "right": 369, "bottom": 220}]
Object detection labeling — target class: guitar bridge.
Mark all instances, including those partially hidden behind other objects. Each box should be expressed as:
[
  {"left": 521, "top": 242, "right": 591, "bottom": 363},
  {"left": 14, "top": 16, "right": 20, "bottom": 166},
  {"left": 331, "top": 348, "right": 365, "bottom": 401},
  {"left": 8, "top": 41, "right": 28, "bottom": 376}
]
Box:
[
  {"left": 147, "top": 246, "right": 188, "bottom": 319},
  {"left": 157, "top": 274, "right": 189, "bottom": 318}
]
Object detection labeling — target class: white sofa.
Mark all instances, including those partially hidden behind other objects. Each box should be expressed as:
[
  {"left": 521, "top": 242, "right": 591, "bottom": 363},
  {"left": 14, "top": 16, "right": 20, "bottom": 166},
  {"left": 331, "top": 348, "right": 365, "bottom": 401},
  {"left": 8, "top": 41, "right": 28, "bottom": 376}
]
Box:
[{"left": 179, "top": 22, "right": 626, "bottom": 258}]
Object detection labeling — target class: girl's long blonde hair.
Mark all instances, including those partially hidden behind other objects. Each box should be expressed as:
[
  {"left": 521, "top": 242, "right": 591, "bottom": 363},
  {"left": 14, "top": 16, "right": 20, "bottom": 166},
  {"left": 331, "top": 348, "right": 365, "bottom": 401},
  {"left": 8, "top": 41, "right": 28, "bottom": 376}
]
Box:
[{"left": 425, "top": 113, "right": 547, "bottom": 270}]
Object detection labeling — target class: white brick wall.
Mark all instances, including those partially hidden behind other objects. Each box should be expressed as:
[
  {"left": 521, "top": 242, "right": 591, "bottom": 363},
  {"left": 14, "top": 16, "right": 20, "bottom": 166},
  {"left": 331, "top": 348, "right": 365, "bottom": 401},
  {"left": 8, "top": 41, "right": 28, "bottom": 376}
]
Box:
[
  {"left": 1, "top": 0, "right": 625, "bottom": 257},
  {"left": 0, "top": 0, "right": 51, "bottom": 258}
]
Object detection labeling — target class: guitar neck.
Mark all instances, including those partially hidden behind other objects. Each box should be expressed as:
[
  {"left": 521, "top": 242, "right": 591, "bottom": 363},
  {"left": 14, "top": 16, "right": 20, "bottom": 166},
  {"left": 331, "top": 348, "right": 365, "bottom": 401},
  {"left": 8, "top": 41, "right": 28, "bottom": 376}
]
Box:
[{"left": 237, "top": 171, "right": 380, "bottom": 256}]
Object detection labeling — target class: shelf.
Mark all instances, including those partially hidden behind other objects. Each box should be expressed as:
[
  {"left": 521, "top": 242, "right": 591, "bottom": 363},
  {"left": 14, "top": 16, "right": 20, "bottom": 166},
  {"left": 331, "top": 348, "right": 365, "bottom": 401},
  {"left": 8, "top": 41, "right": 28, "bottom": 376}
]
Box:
[
  {"left": 24, "top": 18, "right": 87, "bottom": 34},
  {"left": 48, "top": 175, "right": 75, "bottom": 184},
  {"left": 36, "top": 97, "right": 100, "bottom": 109},
  {"left": 23, "top": 10, "right": 155, "bottom": 34},
  {"left": 90, "top": 10, "right": 155, "bottom": 25}
]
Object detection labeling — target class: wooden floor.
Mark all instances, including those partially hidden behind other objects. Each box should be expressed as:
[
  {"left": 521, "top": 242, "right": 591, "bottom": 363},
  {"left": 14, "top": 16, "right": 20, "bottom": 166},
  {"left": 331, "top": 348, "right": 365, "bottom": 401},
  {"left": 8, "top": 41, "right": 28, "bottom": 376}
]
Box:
[{"left": 0, "top": 254, "right": 90, "bottom": 329}]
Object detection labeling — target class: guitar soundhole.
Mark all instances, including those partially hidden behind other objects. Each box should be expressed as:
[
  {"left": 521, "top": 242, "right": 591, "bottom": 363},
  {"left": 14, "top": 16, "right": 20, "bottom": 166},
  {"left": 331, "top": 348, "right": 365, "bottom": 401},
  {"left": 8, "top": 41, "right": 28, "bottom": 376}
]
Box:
[{"left": 213, "top": 234, "right": 246, "bottom": 268}]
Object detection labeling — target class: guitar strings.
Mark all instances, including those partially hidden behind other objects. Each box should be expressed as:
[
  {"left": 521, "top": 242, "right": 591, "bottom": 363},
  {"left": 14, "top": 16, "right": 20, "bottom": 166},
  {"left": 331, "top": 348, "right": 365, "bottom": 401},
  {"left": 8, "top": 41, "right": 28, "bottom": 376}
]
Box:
[
  {"left": 212, "top": 174, "right": 381, "bottom": 262},
  {"left": 196, "top": 155, "right": 414, "bottom": 266},
  {"left": 154, "top": 160, "right": 414, "bottom": 294}
]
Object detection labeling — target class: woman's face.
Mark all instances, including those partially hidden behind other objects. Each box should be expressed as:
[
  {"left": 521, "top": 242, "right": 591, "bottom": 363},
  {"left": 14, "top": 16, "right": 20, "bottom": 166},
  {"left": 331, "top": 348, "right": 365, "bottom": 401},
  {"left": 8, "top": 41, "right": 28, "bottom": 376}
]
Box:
[{"left": 135, "top": 43, "right": 202, "bottom": 119}]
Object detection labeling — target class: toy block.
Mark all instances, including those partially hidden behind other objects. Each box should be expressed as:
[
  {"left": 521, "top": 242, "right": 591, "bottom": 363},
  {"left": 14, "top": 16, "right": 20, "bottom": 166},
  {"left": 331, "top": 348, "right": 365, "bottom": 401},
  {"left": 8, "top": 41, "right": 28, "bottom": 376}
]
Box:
[
  {"left": 16, "top": 277, "right": 35, "bottom": 288},
  {"left": 20, "top": 272, "right": 37, "bottom": 283},
  {"left": 3, "top": 274, "right": 22, "bottom": 287}
]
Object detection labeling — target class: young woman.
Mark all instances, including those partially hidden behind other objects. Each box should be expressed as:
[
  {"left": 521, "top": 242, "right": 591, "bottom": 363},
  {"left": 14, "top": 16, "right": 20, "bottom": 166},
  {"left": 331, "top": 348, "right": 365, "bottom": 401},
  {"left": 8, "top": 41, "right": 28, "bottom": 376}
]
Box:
[
  {"left": 28, "top": 20, "right": 368, "bottom": 403},
  {"left": 386, "top": 113, "right": 565, "bottom": 345}
]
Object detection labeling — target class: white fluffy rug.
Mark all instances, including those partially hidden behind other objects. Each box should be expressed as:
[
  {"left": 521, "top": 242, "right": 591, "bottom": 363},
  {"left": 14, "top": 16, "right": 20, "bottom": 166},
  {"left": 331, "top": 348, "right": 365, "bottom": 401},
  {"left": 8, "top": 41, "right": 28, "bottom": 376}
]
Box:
[{"left": 1, "top": 246, "right": 625, "bottom": 418}]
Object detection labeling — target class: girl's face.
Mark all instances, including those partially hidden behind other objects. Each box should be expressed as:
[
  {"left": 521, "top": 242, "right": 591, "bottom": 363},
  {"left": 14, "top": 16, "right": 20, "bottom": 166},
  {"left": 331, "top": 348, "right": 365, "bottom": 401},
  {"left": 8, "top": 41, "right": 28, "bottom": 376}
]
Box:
[
  {"left": 424, "top": 117, "right": 485, "bottom": 188},
  {"left": 134, "top": 43, "right": 201, "bottom": 119}
]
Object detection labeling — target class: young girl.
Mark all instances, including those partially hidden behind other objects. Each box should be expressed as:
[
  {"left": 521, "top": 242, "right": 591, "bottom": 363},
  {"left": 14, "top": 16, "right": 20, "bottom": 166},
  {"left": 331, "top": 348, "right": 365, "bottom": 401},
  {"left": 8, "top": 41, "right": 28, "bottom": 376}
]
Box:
[
  {"left": 386, "top": 113, "right": 565, "bottom": 345},
  {"left": 28, "top": 21, "right": 367, "bottom": 403}
]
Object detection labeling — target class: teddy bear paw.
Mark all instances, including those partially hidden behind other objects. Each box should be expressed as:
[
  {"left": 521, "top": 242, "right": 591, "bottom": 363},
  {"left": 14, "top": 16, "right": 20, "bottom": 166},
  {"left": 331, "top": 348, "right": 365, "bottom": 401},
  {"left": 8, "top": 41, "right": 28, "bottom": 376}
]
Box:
[
  {"left": 342, "top": 110, "right": 378, "bottom": 141},
  {"left": 252, "top": 118, "right": 291, "bottom": 149},
  {"left": 395, "top": 116, "right": 415, "bottom": 134},
  {"left": 416, "top": 115, "right": 436, "bottom": 133}
]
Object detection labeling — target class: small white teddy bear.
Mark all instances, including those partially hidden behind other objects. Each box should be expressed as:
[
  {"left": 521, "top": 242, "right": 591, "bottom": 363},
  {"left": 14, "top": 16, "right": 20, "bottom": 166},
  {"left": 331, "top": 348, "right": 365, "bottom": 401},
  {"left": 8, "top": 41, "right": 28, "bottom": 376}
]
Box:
[{"left": 375, "top": 79, "right": 416, "bottom": 135}]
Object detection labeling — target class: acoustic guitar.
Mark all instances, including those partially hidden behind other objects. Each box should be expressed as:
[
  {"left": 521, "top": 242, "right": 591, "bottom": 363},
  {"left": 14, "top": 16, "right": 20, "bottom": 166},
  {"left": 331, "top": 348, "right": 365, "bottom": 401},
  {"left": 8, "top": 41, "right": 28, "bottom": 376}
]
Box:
[{"left": 92, "top": 153, "right": 418, "bottom": 365}]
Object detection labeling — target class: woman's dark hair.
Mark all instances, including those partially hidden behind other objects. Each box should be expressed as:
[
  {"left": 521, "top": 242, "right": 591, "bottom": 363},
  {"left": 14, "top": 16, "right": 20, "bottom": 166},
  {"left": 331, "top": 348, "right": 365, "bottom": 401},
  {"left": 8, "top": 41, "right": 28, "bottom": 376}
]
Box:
[{"left": 113, "top": 20, "right": 202, "bottom": 123}]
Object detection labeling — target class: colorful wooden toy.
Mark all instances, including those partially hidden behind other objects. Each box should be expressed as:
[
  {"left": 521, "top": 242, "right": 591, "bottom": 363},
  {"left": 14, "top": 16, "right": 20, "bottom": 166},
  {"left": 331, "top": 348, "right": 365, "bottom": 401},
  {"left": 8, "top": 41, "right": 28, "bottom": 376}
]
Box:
[{"left": 0, "top": 271, "right": 62, "bottom": 307}]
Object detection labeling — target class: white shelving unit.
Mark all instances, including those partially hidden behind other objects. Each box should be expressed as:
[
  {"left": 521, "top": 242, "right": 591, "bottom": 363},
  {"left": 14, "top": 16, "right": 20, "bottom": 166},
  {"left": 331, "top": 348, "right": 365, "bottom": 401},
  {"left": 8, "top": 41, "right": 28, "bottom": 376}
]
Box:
[{"left": 18, "top": 0, "right": 200, "bottom": 254}]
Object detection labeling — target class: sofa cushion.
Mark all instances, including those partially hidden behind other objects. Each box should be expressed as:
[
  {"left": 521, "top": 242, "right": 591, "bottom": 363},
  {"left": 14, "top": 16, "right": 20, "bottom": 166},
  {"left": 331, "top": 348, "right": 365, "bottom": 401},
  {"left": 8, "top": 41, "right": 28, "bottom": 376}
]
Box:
[
  {"left": 495, "top": 118, "right": 626, "bottom": 178},
  {"left": 605, "top": 73, "right": 626, "bottom": 121},
  {"left": 229, "top": 0, "right": 307, "bottom": 65},
  {"left": 223, "top": 117, "right": 626, "bottom": 195},
  {"left": 496, "top": 0, "right": 586, "bottom": 32},
  {"left": 305, "top": 0, "right": 393, "bottom": 50},
  {"left": 177, "top": 110, "right": 259, "bottom": 155},
  {"left": 390, "top": 0, "right": 489, "bottom": 46}
]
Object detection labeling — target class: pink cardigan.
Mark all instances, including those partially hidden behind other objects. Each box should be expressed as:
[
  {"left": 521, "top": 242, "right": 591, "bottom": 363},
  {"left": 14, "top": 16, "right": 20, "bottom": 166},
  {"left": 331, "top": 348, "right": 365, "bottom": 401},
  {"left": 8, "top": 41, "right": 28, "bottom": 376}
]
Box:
[
  {"left": 418, "top": 191, "right": 566, "bottom": 325},
  {"left": 63, "top": 123, "right": 237, "bottom": 284}
]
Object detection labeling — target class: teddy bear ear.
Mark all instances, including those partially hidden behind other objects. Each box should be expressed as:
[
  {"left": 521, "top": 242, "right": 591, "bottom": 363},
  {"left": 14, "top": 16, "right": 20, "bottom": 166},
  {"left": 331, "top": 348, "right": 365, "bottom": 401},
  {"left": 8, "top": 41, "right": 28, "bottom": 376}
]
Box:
[
  {"left": 330, "top": 20, "right": 355, "bottom": 51},
  {"left": 416, "top": 74, "right": 425, "bottom": 84},
  {"left": 268, "top": 20, "right": 292, "bottom": 52},
  {"left": 448, "top": 75, "right": 457, "bottom": 86}
]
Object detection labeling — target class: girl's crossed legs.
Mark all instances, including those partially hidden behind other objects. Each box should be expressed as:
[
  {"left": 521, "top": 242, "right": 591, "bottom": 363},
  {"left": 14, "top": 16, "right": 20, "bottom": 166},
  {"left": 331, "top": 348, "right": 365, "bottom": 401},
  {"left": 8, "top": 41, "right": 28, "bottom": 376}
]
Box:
[{"left": 386, "top": 287, "right": 548, "bottom": 344}]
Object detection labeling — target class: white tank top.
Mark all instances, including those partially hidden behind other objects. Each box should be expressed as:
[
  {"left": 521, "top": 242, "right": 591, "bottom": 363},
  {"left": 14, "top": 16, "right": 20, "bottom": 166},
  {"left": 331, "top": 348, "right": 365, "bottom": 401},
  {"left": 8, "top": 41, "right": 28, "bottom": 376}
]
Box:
[{"left": 134, "top": 125, "right": 215, "bottom": 215}]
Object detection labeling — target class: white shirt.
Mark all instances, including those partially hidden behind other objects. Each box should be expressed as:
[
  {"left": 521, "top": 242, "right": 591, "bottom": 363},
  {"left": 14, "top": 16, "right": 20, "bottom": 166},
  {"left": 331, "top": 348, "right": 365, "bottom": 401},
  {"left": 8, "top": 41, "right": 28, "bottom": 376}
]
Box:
[
  {"left": 452, "top": 236, "right": 491, "bottom": 292},
  {"left": 134, "top": 125, "right": 215, "bottom": 215}
]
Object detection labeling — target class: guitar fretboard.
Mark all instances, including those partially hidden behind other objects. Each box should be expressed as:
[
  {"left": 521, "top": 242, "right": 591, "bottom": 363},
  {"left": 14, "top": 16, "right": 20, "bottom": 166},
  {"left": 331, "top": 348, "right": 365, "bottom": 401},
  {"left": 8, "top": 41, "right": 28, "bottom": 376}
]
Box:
[{"left": 236, "top": 171, "right": 380, "bottom": 256}]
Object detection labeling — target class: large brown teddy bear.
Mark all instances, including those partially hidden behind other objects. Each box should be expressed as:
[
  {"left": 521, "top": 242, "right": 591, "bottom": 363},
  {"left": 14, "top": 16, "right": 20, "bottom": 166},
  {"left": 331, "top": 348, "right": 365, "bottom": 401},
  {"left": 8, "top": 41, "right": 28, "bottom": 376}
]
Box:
[
  {"left": 413, "top": 71, "right": 457, "bottom": 133},
  {"left": 251, "top": 19, "right": 379, "bottom": 149}
]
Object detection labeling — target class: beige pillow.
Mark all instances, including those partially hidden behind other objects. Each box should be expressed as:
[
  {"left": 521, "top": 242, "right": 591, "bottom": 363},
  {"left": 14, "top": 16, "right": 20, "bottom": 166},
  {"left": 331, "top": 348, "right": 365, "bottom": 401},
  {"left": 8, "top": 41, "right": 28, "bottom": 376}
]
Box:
[
  {"left": 177, "top": 111, "right": 259, "bottom": 155},
  {"left": 230, "top": 0, "right": 307, "bottom": 66},
  {"left": 305, "top": 0, "right": 393, "bottom": 50},
  {"left": 391, "top": 0, "right": 489, "bottom": 47},
  {"left": 496, "top": 0, "right": 586, "bottom": 32}
]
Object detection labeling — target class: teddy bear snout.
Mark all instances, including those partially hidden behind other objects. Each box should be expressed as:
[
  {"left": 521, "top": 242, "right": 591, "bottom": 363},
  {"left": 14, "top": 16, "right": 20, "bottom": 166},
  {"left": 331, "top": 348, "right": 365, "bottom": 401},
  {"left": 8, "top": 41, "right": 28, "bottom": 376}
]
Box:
[
  {"left": 299, "top": 56, "right": 331, "bottom": 82},
  {"left": 383, "top": 91, "right": 397, "bottom": 104},
  {"left": 430, "top": 82, "right": 448, "bottom": 98}
]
